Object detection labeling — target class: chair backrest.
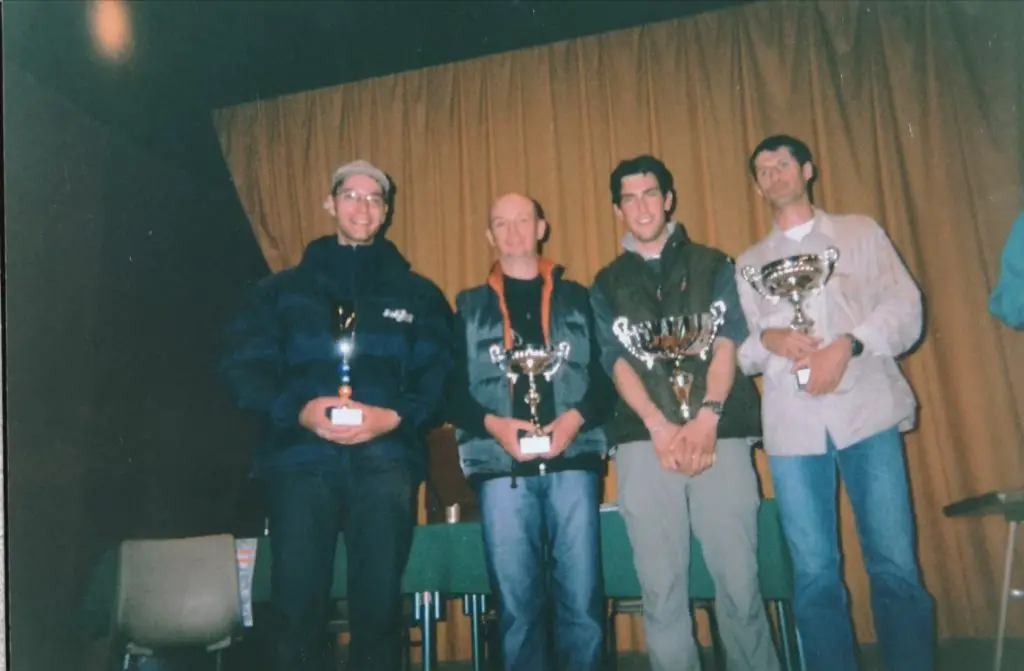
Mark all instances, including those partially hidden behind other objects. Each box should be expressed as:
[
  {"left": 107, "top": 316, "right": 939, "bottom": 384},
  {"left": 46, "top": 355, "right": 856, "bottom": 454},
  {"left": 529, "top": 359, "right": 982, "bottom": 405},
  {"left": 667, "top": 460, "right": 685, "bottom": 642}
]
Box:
[{"left": 116, "top": 533, "right": 241, "bottom": 652}]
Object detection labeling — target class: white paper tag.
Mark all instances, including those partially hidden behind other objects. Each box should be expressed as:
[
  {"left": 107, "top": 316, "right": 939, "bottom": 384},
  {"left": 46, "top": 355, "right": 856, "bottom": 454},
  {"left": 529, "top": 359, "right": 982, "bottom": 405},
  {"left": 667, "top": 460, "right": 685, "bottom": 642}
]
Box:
[
  {"left": 520, "top": 434, "right": 551, "bottom": 455},
  {"left": 234, "top": 538, "right": 258, "bottom": 628},
  {"left": 329, "top": 406, "right": 363, "bottom": 426},
  {"left": 795, "top": 367, "right": 811, "bottom": 389}
]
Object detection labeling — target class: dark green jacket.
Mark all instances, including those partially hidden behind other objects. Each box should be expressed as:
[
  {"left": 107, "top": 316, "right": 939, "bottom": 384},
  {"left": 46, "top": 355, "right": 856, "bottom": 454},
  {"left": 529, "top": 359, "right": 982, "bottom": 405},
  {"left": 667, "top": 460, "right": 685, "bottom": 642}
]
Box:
[
  {"left": 452, "top": 260, "right": 610, "bottom": 479},
  {"left": 592, "top": 226, "right": 762, "bottom": 446}
]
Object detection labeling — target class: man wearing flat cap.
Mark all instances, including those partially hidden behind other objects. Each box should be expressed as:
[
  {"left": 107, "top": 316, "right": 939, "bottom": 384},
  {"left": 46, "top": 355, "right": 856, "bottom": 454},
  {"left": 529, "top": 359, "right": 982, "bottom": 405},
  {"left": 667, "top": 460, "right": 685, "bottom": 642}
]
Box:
[{"left": 220, "top": 160, "right": 455, "bottom": 671}]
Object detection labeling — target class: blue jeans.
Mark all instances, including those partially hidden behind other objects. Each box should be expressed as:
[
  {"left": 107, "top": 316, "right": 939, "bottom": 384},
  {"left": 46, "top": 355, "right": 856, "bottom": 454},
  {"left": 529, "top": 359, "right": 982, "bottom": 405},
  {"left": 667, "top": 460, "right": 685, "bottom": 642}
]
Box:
[
  {"left": 769, "top": 427, "right": 935, "bottom": 671},
  {"left": 477, "top": 470, "right": 604, "bottom": 671}
]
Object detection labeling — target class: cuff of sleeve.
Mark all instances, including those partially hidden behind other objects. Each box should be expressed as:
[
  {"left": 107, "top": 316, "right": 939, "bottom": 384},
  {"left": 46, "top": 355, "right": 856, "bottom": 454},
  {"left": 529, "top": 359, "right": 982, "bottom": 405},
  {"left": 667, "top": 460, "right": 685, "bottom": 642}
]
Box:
[
  {"left": 270, "top": 390, "right": 317, "bottom": 430},
  {"left": 392, "top": 397, "right": 435, "bottom": 431},
  {"left": 850, "top": 324, "right": 886, "bottom": 357},
  {"left": 737, "top": 332, "right": 771, "bottom": 374}
]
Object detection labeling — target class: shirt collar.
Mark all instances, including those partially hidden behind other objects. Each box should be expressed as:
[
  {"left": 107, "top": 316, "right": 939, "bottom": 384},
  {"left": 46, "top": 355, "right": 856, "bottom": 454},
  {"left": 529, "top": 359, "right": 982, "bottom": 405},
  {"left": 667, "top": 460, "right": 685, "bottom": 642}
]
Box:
[
  {"left": 622, "top": 221, "right": 680, "bottom": 258},
  {"left": 768, "top": 208, "right": 834, "bottom": 250}
]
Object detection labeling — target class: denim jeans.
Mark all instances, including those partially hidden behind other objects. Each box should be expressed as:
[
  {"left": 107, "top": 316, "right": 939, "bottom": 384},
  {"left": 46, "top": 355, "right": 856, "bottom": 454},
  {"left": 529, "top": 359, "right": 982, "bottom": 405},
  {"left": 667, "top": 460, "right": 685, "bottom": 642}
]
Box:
[
  {"left": 477, "top": 470, "right": 604, "bottom": 671},
  {"left": 264, "top": 455, "right": 416, "bottom": 671},
  {"left": 769, "top": 426, "right": 935, "bottom": 671}
]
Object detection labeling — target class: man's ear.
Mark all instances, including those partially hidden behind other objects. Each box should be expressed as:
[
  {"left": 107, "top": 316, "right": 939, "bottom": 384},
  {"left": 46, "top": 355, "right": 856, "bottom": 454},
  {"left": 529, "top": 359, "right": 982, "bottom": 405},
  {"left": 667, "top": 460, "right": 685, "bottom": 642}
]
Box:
[
  {"left": 663, "top": 190, "right": 674, "bottom": 215},
  {"left": 536, "top": 218, "right": 548, "bottom": 241},
  {"left": 613, "top": 205, "right": 624, "bottom": 222},
  {"left": 485, "top": 227, "right": 497, "bottom": 249},
  {"left": 802, "top": 161, "right": 815, "bottom": 183},
  {"left": 323, "top": 194, "right": 337, "bottom": 217}
]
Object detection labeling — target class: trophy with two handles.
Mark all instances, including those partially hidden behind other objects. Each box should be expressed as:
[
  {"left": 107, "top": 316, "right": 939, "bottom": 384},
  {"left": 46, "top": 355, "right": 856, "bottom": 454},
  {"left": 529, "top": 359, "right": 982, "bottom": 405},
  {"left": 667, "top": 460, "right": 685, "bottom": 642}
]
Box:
[
  {"left": 612, "top": 301, "right": 727, "bottom": 422},
  {"left": 489, "top": 335, "right": 572, "bottom": 456},
  {"left": 740, "top": 247, "right": 840, "bottom": 389}
]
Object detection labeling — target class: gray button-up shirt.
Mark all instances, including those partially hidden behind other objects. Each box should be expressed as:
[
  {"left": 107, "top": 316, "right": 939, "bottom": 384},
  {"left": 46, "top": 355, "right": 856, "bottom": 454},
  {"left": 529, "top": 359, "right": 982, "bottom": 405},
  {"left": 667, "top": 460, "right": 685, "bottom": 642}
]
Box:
[{"left": 735, "top": 208, "right": 923, "bottom": 456}]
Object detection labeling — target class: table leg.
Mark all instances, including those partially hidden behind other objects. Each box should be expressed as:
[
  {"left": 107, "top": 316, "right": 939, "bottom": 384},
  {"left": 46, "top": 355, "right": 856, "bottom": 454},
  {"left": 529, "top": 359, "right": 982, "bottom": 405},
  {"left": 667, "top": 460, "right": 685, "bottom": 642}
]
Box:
[
  {"left": 995, "top": 521, "right": 1018, "bottom": 671},
  {"left": 415, "top": 591, "right": 442, "bottom": 671},
  {"left": 775, "top": 600, "right": 796, "bottom": 671},
  {"left": 462, "top": 594, "right": 485, "bottom": 671}
]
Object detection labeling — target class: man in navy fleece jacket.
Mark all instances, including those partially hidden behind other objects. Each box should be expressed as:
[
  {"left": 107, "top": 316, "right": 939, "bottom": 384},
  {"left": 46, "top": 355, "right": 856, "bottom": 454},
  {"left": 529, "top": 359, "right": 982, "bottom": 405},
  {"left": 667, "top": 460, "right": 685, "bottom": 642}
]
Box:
[{"left": 219, "top": 160, "right": 454, "bottom": 671}]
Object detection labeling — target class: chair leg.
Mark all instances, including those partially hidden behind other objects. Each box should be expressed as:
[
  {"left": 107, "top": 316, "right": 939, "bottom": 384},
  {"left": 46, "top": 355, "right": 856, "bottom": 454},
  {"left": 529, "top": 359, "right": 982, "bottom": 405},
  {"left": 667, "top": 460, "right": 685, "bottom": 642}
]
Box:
[
  {"left": 775, "top": 600, "right": 797, "bottom": 671},
  {"left": 121, "top": 652, "right": 132, "bottom": 671},
  {"left": 606, "top": 608, "right": 618, "bottom": 671},
  {"left": 705, "top": 603, "right": 725, "bottom": 671},
  {"left": 214, "top": 649, "right": 224, "bottom": 671},
  {"left": 996, "top": 520, "right": 1019, "bottom": 671}
]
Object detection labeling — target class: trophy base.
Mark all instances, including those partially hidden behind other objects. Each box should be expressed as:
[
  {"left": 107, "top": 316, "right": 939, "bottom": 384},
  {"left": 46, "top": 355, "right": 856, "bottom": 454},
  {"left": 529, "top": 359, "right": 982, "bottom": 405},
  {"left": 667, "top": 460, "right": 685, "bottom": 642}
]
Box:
[
  {"left": 795, "top": 367, "right": 811, "bottom": 390},
  {"left": 519, "top": 434, "right": 551, "bottom": 455},
  {"left": 329, "top": 406, "right": 363, "bottom": 426}
]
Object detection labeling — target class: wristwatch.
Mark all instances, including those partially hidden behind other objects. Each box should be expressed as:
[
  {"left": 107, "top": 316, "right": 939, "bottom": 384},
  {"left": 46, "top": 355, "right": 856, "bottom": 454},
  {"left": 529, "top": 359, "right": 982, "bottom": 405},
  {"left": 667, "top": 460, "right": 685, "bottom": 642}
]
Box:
[
  {"left": 843, "top": 333, "right": 865, "bottom": 358},
  {"left": 700, "top": 400, "right": 725, "bottom": 417}
]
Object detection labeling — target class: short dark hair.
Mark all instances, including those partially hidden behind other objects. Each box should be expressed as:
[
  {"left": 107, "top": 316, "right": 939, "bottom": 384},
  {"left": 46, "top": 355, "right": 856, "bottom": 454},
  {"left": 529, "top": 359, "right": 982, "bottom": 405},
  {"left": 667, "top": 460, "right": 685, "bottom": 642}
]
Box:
[
  {"left": 609, "top": 155, "right": 676, "bottom": 212},
  {"left": 749, "top": 135, "right": 813, "bottom": 177}
]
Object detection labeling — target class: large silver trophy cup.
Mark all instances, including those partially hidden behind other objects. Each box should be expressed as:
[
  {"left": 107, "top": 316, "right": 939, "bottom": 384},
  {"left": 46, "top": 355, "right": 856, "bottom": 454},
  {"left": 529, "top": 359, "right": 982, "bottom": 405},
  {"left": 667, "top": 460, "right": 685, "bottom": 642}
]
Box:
[
  {"left": 612, "top": 301, "right": 726, "bottom": 422},
  {"left": 489, "top": 340, "right": 571, "bottom": 455},
  {"left": 740, "top": 247, "right": 840, "bottom": 388}
]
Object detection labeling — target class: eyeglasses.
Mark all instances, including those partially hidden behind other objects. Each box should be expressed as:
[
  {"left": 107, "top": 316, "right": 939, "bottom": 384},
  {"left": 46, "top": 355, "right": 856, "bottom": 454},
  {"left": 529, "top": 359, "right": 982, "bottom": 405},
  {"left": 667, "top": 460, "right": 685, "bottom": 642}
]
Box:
[{"left": 338, "top": 189, "right": 386, "bottom": 210}]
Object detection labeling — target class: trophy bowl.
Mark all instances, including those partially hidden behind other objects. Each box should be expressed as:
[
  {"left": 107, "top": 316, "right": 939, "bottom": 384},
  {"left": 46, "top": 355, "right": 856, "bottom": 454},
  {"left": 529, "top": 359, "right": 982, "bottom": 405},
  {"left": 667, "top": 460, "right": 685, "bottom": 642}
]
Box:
[
  {"left": 741, "top": 247, "right": 839, "bottom": 335},
  {"left": 489, "top": 341, "right": 571, "bottom": 455},
  {"left": 612, "top": 301, "right": 725, "bottom": 421}
]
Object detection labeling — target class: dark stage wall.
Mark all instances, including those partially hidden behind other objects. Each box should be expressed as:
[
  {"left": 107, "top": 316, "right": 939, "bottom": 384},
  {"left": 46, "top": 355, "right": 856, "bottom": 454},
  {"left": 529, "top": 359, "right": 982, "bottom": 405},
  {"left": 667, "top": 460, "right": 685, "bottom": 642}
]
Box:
[{"left": 4, "top": 65, "right": 270, "bottom": 669}]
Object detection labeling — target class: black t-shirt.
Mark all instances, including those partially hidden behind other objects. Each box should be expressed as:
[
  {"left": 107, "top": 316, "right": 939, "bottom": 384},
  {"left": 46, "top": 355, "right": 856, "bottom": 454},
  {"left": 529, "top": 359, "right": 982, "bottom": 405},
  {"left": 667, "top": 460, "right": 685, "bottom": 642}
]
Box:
[{"left": 502, "top": 275, "right": 556, "bottom": 427}]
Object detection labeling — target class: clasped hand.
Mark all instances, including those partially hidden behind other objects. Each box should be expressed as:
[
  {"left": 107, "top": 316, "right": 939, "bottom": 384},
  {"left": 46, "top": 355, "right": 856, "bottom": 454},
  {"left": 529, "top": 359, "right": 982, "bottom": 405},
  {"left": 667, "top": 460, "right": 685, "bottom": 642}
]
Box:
[
  {"left": 648, "top": 411, "right": 718, "bottom": 476},
  {"left": 485, "top": 409, "right": 584, "bottom": 462},
  {"left": 761, "top": 328, "right": 852, "bottom": 396},
  {"left": 299, "top": 396, "right": 401, "bottom": 446}
]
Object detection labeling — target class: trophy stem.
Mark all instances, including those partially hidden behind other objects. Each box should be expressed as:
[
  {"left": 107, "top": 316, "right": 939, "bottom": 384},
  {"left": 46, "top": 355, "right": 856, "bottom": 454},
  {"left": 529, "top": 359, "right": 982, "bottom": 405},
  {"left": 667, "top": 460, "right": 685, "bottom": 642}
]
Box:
[
  {"left": 788, "top": 296, "right": 815, "bottom": 335},
  {"left": 669, "top": 363, "right": 695, "bottom": 423},
  {"left": 525, "top": 373, "right": 542, "bottom": 435}
]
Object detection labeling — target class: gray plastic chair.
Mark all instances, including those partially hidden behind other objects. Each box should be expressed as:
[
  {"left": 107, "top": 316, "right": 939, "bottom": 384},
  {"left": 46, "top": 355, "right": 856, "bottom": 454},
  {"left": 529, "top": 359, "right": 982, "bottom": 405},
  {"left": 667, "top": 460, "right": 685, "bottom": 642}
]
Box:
[{"left": 116, "top": 534, "right": 242, "bottom": 670}]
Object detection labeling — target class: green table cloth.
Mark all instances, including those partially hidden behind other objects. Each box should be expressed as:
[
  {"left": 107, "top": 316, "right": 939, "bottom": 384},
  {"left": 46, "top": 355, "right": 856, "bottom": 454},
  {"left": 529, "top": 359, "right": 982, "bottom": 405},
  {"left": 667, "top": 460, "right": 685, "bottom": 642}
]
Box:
[{"left": 248, "top": 499, "right": 793, "bottom": 601}]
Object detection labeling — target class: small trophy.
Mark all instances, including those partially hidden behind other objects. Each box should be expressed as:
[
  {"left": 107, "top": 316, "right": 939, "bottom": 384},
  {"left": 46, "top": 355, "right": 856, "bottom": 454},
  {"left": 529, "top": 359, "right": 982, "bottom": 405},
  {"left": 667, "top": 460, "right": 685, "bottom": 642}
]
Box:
[
  {"left": 613, "top": 301, "right": 726, "bottom": 422},
  {"left": 740, "top": 247, "right": 840, "bottom": 389},
  {"left": 489, "top": 339, "right": 571, "bottom": 455},
  {"left": 329, "top": 301, "right": 362, "bottom": 426}
]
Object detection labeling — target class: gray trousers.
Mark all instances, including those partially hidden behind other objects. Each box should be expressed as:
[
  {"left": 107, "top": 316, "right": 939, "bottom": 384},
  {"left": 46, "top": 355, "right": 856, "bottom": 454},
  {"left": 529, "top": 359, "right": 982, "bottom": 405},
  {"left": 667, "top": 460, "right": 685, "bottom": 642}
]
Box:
[{"left": 615, "top": 438, "right": 781, "bottom": 671}]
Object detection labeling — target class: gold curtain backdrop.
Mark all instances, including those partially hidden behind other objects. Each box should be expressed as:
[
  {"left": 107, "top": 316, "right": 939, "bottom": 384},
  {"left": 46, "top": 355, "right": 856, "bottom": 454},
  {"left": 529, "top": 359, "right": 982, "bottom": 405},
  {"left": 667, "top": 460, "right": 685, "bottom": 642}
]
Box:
[{"left": 214, "top": 0, "right": 1024, "bottom": 658}]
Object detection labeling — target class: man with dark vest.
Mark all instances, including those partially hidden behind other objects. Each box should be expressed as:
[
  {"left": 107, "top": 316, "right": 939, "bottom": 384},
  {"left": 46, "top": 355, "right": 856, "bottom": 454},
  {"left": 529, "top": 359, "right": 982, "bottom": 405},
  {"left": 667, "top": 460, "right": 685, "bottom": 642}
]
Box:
[
  {"left": 447, "top": 193, "right": 616, "bottom": 671},
  {"left": 590, "top": 156, "right": 780, "bottom": 671}
]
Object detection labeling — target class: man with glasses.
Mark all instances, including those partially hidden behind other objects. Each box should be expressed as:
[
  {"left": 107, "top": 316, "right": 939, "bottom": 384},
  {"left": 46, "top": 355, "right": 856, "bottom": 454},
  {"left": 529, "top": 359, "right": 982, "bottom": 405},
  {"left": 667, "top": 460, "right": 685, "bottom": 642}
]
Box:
[{"left": 220, "top": 160, "right": 454, "bottom": 671}]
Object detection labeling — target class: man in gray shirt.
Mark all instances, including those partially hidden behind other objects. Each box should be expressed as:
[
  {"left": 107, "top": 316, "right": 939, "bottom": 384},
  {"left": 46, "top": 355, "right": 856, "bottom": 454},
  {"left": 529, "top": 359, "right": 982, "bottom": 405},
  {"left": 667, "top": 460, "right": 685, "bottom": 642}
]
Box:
[{"left": 736, "top": 135, "right": 934, "bottom": 671}]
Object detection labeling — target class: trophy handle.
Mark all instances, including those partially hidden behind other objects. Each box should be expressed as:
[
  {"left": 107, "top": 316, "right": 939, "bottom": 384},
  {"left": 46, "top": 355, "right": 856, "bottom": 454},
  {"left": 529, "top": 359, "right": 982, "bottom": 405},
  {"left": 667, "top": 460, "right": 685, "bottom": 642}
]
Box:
[
  {"left": 489, "top": 343, "right": 518, "bottom": 384},
  {"left": 741, "top": 265, "right": 776, "bottom": 303},
  {"left": 542, "top": 342, "right": 572, "bottom": 381},
  {"left": 613, "top": 317, "right": 657, "bottom": 370},
  {"left": 697, "top": 300, "right": 727, "bottom": 362},
  {"left": 709, "top": 300, "right": 726, "bottom": 329},
  {"left": 820, "top": 246, "right": 840, "bottom": 284}
]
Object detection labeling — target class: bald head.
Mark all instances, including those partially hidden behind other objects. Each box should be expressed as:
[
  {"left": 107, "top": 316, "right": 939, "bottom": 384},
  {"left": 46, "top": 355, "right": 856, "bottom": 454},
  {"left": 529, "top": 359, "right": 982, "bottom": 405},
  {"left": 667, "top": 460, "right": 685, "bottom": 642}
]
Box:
[
  {"left": 487, "top": 192, "right": 547, "bottom": 260},
  {"left": 489, "top": 192, "right": 541, "bottom": 227}
]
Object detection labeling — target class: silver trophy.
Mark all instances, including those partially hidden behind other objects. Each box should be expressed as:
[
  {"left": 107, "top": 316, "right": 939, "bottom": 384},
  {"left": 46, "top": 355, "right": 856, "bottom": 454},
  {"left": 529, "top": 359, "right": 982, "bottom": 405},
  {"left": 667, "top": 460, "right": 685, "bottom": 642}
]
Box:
[
  {"left": 489, "top": 340, "right": 571, "bottom": 455},
  {"left": 740, "top": 247, "right": 840, "bottom": 388},
  {"left": 612, "top": 301, "right": 726, "bottom": 422}
]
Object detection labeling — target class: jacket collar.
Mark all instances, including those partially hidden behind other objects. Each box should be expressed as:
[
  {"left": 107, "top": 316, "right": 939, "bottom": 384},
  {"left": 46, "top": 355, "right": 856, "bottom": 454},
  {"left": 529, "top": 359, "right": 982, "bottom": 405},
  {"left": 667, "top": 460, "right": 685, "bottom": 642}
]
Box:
[
  {"left": 622, "top": 221, "right": 691, "bottom": 258},
  {"left": 486, "top": 258, "right": 561, "bottom": 349}
]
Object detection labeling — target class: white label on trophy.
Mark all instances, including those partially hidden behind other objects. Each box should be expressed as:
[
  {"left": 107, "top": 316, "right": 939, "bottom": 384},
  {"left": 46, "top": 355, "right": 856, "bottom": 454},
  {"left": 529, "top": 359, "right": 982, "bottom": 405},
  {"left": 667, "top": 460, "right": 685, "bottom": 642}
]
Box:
[
  {"left": 520, "top": 434, "right": 552, "bottom": 455},
  {"left": 330, "top": 406, "right": 363, "bottom": 426},
  {"left": 795, "top": 367, "right": 811, "bottom": 389}
]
